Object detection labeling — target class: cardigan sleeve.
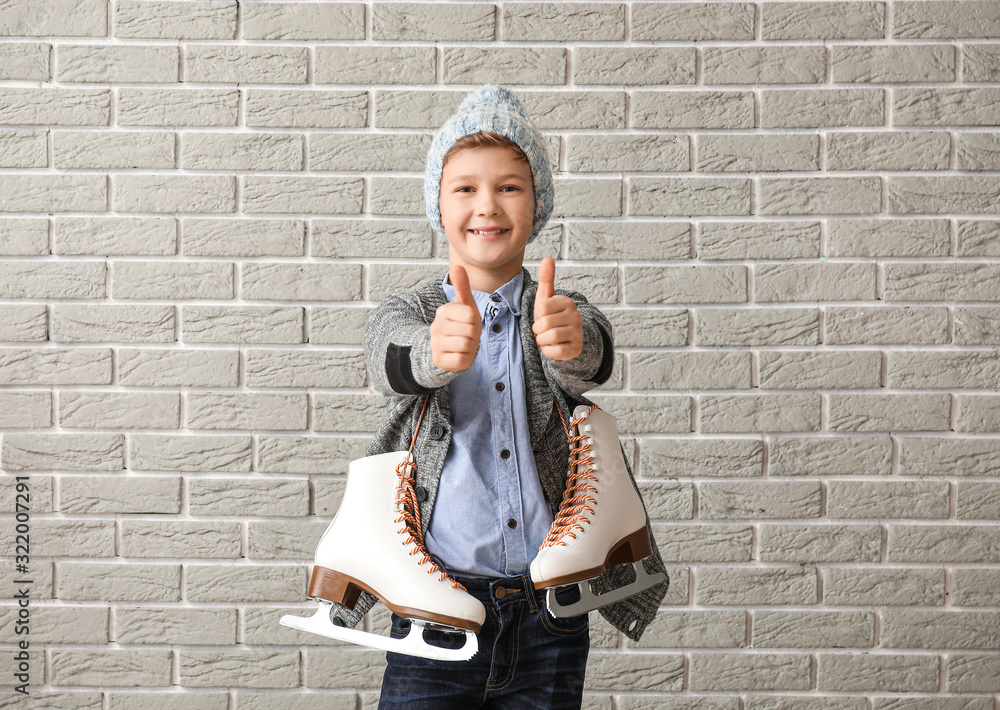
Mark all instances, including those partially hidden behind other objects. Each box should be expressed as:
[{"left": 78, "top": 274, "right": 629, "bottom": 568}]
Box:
[
  {"left": 363, "top": 292, "right": 463, "bottom": 397},
  {"left": 538, "top": 289, "right": 615, "bottom": 397}
]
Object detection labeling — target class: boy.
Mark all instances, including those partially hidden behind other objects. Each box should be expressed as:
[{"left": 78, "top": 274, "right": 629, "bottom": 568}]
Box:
[{"left": 342, "top": 85, "right": 668, "bottom": 708}]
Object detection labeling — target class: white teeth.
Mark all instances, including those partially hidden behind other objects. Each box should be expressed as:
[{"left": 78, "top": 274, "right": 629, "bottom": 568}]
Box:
[{"left": 472, "top": 229, "right": 503, "bottom": 235}]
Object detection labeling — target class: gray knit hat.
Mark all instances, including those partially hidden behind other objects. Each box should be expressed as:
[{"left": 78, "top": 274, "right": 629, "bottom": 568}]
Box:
[{"left": 424, "top": 84, "right": 553, "bottom": 244}]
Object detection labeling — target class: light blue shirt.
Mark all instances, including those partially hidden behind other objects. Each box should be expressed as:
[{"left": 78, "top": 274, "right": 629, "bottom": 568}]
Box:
[{"left": 425, "top": 270, "right": 554, "bottom": 579}]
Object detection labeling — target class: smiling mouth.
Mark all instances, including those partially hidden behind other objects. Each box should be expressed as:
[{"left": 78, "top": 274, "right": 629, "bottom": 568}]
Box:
[{"left": 470, "top": 228, "right": 507, "bottom": 236}]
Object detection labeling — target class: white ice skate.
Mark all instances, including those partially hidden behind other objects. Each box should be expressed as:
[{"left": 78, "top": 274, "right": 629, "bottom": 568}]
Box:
[
  {"left": 530, "top": 404, "right": 667, "bottom": 618},
  {"left": 280, "top": 448, "right": 486, "bottom": 661}
]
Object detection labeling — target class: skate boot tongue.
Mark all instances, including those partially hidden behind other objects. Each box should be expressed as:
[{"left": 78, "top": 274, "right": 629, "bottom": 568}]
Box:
[{"left": 540, "top": 404, "right": 600, "bottom": 550}]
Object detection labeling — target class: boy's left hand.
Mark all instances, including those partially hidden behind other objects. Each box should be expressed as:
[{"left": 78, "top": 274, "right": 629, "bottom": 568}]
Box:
[{"left": 533, "top": 257, "right": 583, "bottom": 361}]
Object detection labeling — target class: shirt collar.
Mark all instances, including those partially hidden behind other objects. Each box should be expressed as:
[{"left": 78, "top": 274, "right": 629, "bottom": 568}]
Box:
[{"left": 442, "top": 269, "right": 523, "bottom": 318}]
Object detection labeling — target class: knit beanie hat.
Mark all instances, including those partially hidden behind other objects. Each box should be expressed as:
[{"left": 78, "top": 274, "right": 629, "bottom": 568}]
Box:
[{"left": 424, "top": 84, "right": 553, "bottom": 245}]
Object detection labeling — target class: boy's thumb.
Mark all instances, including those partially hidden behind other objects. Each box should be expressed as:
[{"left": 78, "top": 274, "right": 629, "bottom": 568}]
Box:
[
  {"left": 537, "top": 257, "right": 556, "bottom": 301},
  {"left": 451, "top": 264, "right": 475, "bottom": 307}
]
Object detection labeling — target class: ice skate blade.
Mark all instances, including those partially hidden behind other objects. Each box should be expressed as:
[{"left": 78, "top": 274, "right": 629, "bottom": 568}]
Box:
[
  {"left": 280, "top": 603, "right": 478, "bottom": 662},
  {"left": 545, "top": 561, "right": 668, "bottom": 619}
]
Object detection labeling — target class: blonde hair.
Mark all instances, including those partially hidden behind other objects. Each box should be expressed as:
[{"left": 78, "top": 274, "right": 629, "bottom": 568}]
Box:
[{"left": 442, "top": 131, "right": 529, "bottom": 169}]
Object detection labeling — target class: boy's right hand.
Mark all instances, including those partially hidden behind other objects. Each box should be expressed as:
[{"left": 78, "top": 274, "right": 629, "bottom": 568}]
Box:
[{"left": 430, "top": 264, "right": 482, "bottom": 371}]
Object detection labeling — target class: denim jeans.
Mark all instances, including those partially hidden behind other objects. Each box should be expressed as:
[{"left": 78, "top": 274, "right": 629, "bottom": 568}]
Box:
[{"left": 378, "top": 572, "right": 590, "bottom": 709}]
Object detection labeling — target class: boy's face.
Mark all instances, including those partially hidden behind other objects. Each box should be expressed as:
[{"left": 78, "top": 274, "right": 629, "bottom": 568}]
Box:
[{"left": 439, "top": 145, "right": 535, "bottom": 288}]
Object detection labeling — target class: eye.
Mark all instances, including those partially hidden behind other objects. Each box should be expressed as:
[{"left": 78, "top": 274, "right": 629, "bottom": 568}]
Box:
[{"left": 500, "top": 185, "right": 520, "bottom": 192}]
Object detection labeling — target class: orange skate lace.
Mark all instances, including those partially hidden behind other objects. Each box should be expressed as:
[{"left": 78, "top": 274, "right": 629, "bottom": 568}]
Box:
[
  {"left": 393, "top": 395, "right": 467, "bottom": 591},
  {"left": 540, "top": 403, "right": 600, "bottom": 549}
]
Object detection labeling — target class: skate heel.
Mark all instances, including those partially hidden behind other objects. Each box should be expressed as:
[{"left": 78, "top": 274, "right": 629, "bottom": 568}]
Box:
[
  {"left": 605, "top": 527, "right": 653, "bottom": 567},
  {"left": 308, "top": 566, "right": 364, "bottom": 610}
]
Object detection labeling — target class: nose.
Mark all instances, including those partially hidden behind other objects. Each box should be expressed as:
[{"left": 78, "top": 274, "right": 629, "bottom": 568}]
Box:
[{"left": 475, "top": 189, "right": 500, "bottom": 216}]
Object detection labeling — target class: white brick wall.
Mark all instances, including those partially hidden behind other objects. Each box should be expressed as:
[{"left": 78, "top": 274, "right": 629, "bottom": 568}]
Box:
[{"left": 2, "top": 0, "right": 1000, "bottom": 706}]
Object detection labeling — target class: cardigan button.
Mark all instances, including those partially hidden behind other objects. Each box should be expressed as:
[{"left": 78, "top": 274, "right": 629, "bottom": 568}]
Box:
[
  {"left": 429, "top": 424, "right": 445, "bottom": 439},
  {"left": 415, "top": 485, "right": 427, "bottom": 502}
]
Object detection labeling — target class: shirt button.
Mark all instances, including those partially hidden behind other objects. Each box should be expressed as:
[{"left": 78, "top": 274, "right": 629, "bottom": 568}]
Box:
[
  {"left": 500, "top": 449, "right": 510, "bottom": 459},
  {"left": 415, "top": 485, "right": 427, "bottom": 502},
  {"left": 491, "top": 295, "right": 501, "bottom": 302},
  {"left": 507, "top": 518, "right": 517, "bottom": 528},
  {"left": 492, "top": 323, "right": 501, "bottom": 333},
  {"left": 495, "top": 382, "right": 504, "bottom": 391}
]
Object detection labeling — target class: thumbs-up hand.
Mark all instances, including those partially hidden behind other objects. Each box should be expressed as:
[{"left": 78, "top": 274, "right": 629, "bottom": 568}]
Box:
[
  {"left": 533, "top": 257, "right": 583, "bottom": 361},
  {"left": 431, "top": 264, "right": 482, "bottom": 372}
]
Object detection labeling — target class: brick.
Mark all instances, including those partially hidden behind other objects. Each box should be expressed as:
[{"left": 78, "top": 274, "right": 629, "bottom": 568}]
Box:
[
  {"left": 185, "top": 45, "right": 307, "bottom": 84},
  {"left": 309, "top": 306, "right": 372, "bottom": 345},
  {"left": 248, "top": 89, "right": 367, "bottom": 129},
  {"left": 653, "top": 523, "right": 752, "bottom": 562},
  {"left": 374, "top": 3, "right": 494, "bottom": 41},
  {"left": 119, "top": 88, "right": 238, "bottom": 127},
  {"left": 112, "top": 693, "right": 231, "bottom": 710},
  {"left": 632, "top": 2, "right": 754, "bottom": 40},
  {"left": 817, "top": 653, "right": 938, "bottom": 691},
  {"left": 697, "top": 567, "right": 817, "bottom": 605},
  {"left": 819, "top": 412, "right": 883, "bottom": 460},
  {"left": 59, "top": 474, "right": 179, "bottom": 514},
  {"left": 762, "top": 88, "right": 883, "bottom": 128},
  {"left": 956, "top": 480, "right": 1000, "bottom": 518},
  {"left": 885, "top": 610, "right": 1000, "bottom": 650},
  {"left": 952, "top": 568, "right": 1000, "bottom": 606},
  {"left": 964, "top": 44, "right": 1000, "bottom": 82},
  {"left": 832, "top": 44, "right": 955, "bottom": 82},
  {"left": 187, "top": 564, "right": 304, "bottom": 603},
  {"left": 367, "top": 176, "right": 424, "bottom": 217},
  {"left": 701, "top": 481, "right": 821, "bottom": 519},
  {"left": 567, "top": 221, "right": 689, "bottom": 261},
  {"left": 690, "top": 653, "right": 811, "bottom": 691},
  {"left": 568, "top": 134, "right": 689, "bottom": 173},
  {"left": 313, "top": 219, "right": 430, "bottom": 261},
  {"left": 885, "top": 263, "right": 1000, "bottom": 301},
  {"left": 180, "top": 649, "right": 299, "bottom": 688},
  {"left": 257, "top": 435, "right": 366, "bottom": 475},
  {"left": 584, "top": 651, "right": 683, "bottom": 692},
  {"left": 959, "top": 394, "right": 1000, "bottom": 432},
  {"left": 234, "top": 691, "right": 355, "bottom": 710},
  {"left": 122, "top": 520, "right": 241, "bottom": 558},
  {"left": 187, "top": 477, "right": 308, "bottom": 517},
  {"left": 242, "top": 2, "right": 363, "bottom": 40},
  {"left": 753, "top": 610, "right": 874, "bottom": 648},
  {"left": 51, "top": 305, "right": 174, "bottom": 344},
  {"left": 1, "top": 520, "right": 112, "bottom": 558},
  {"left": 552, "top": 178, "right": 622, "bottom": 218},
  {"left": 0, "top": 174, "right": 106, "bottom": 213},
  {"left": 52, "top": 131, "right": 174, "bottom": 169},
  {"left": 3, "top": 432, "right": 121, "bottom": 471},
  {"left": 117, "top": 608, "right": 236, "bottom": 644},
  {"left": 0, "top": 304, "right": 46, "bottom": 340},
  {"left": 187, "top": 393, "right": 307, "bottom": 431},
  {"left": 242, "top": 263, "right": 361, "bottom": 303},
  {"left": 57, "top": 387, "right": 177, "bottom": 431},
  {"left": 0, "top": 260, "right": 105, "bottom": 298},
  {"left": 641, "top": 438, "right": 763, "bottom": 478},
  {"left": 698, "top": 134, "right": 819, "bottom": 172},
  {"left": 0, "top": 0, "right": 106, "bottom": 36},
  {"left": 698, "top": 221, "right": 818, "bottom": 260},
  {"left": 0, "top": 87, "right": 109, "bottom": 125},
  {"left": 0, "top": 129, "right": 45, "bottom": 168},
  {"left": 632, "top": 91, "right": 754, "bottom": 129},
  {"left": 249, "top": 519, "right": 328, "bottom": 560},
  {"left": 54, "top": 217, "right": 174, "bottom": 257},
  {"left": 746, "top": 700, "right": 865, "bottom": 710},
  {"left": 639, "top": 481, "right": 694, "bottom": 521},
  {"left": 891, "top": 176, "right": 1000, "bottom": 214},
  {"left": 181, "top": 133, "right": 302, "bottom": 171},
  {"left": 129, "top": 434, "right": 251, "bottom": 473},
  {"left": 705, "top": 46, "right": 825, "bottom": 84},
  {"left": 243, "top": 176, "right": 363, "bottom": 215},
  {"left": 631, "top": 610, "right": 746, "bottom": 649},
  {"left": 826, "top": 132, "right": 950, "bottom": 171},
  {"left": 114, "top": 175, "right": 234, "bottom": 214},
  {"left": 889, "top": 351, "right": 1000, "bottom": 388},
  {"left": 829, "top": 394, "right": 951, "bottom": 432},
  {"left": 899, "top": 437, "right": 1000, "bottom": 477},
  {"left": 0, "top": 348, "right": 110, "bottom": 386},
  {"left": 954, "top": 306, "right": 1000, "bottom": 345},
  {"left": 0, "top": 42, "right": 49, "bottom": 80},
  {"left": 118, "top": 348, "right": 238, "bottom": 386},
  {"left": 956, "top": 132, "right": 1000, "bottom": 170},
  {"left": 57, "top": 44, "right": 178, "bottom": 83},
  {"left": 312, "top": 393, "right": 389, "bottom": 433},
  {"left": 890, "top": 525, "right": 1000, "bottom": 562},
  {"left": 0, "top": 393, "right": 48, "bottom": 430},
  {"left": 894, "top": 1, "right": 1000, "bottom": 38},
  {"left": 824, "top": 567, "right": 945, "bottom": 606},
  {"left": 625, "top": 265, "right": 746, "bottom": 305},
  {"left": 759, "top": 350, "right": 881, "bottom": 389},
  {"left": 631, "top": 352, "right": 750, "bottom": 390},
  {"left": 112, "top": 261, "right": 232, "bottom": 300},
  {"left": 755, "top": 263, "right": 877, "bottom": 301},
  {"left": 630, "top": 178, "right": 751, "bottom": 216},
  {"left": 0, "top": 692, "right": 104, "bottom": 710},
  {"left": 696, "top": 308, "right": 819, "bottom": 346},
  {"left": 115, "top": 0, "right": 235, "bottom": 39},
  {"left": 825, "top": 305, "right": 949, "bottom": 345},
  {"left": 759, "top": 177, "right": 881, "bottom": 215},
  {"left": 246, "top": 349, "right": 368, "bottom": 390},
  {"left": 443, "top": 47, "right": 566, "bottom": 85},
  {"left": 183, "top": 218, "right": 302, "bottom": 257},
  {"left": 895, "top": 88, "right": 1000, "bottom": 126},
  {"left": 52, "top": 650, "right": 171, "bottom": 687},
  {"left": 763, "top": 1, "right": 884, "bottom": 39},
  {"left": 0, "top": 605, "right": 107, "bottom": 644},
  {"left": 828, "top": 480, "right": 949, "bottom": 519},
  {"left": 760, "top": 524, "right": 881, "bottom": 562},
  {"left": 958, "top": 220, "right": 1000, "bottom": 256},
  {"left": 574, "top": 47, "right": 694, "bottom": 85},
  {"left": 314, "top": 46, "right": 432, "bottom": 86},
  {"left": 827, "top": 218, "right": 949, "bottom": 257},
  {"left": 871, "top": 696, "right": 992, "bottom": 710},
  {"left": 310, "top": 134, "right": 430, "bottom": 173},
  {"left": 502, "top": 3, "right": 624, "bottom": 41},
  {"left": 947, "top": 653, "right": 1000, "bottom": 692}
]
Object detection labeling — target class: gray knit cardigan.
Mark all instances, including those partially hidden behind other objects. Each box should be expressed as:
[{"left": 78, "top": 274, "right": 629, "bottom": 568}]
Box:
[{"left": 331, "top": 265, "right": 668, "bottom": 642}]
